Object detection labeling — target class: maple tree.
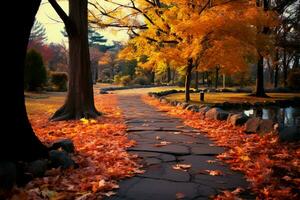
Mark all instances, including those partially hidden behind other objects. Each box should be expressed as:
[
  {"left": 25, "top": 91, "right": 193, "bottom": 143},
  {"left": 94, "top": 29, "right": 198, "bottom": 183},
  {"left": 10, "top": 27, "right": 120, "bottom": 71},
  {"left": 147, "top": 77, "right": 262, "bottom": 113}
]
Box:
[
  {"left": 98, "top": 0, "right": 277, "bottom": 102},
  {"left": 49, "top": 0, "right": 100, "bottom": 120}
]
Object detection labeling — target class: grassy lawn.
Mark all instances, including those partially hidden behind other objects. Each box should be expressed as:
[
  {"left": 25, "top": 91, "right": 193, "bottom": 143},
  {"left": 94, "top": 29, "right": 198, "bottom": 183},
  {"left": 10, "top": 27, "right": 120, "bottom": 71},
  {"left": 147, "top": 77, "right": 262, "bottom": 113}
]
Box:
[{"left": 165, "top": 92, "right": 300, "bottom": 104}]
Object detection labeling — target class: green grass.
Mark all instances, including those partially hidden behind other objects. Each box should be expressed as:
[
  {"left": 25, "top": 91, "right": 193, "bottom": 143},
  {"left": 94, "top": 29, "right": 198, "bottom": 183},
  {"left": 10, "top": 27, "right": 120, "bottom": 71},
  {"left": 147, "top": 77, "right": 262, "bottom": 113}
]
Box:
[{"left": 165, "top": 92, "right": 300, "bottom": 105}]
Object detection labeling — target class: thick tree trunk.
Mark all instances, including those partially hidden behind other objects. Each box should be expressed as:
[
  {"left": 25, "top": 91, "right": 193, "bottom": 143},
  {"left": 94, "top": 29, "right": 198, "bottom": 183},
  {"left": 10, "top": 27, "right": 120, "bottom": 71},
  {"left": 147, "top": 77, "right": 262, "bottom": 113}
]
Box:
[
  {"left": 202, "top": 72, "right": 205, "bottom": 85},
  {"left": 1, "top": 0, "right": 48, "bottom": 161},
  {"left": 185, "top": 59, "right": 193, "bottom": 102},
  {"left": 274, "top": 50, "right": 279, "bottom": 88},
  {"left": 195, "top": 71, "right": 199, "bottom": 90},
  {"left": 51, "top": 0, "right": 99, "bottom": 120},
  {"left": 254, "top": 55, "right": 268, "bottom": 97}
]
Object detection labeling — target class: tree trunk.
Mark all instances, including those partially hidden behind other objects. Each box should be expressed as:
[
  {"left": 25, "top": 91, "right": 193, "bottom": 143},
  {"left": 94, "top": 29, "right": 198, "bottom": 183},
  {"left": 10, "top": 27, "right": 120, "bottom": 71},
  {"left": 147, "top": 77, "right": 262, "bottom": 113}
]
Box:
[
  {"left": 254, "top": 55, "right": 268, "bottom": 97},
  {"left": 1, "top": 0, "right": 48, "bottom": 161},
  {"left": 283, "top": 48, "right": 288, "bottom": 87},
  {"left": 274, "top": 50, "right": 279, "bottom": 88},
  {"left": 215, "top": 67, "right": 219, "bottom": 89},
  {"left": 151, "top": 71, "right": 155, "bottom": 84},
  {"left": 202, "top": 72, "right": 205, "bottom": 85},
  {"left": 195, "top": 71, "right": 199, "bottom": 90},
  {"left": 172, "top": 69, "right": 175, "bottom": 84},
  {"left": 167, "top": 66, "right": 171, "bottom": 83},
  {"left": 185, "top": 59, "right": 193, "bottom": 102},
  {"left": 51, "top": 0, "right": 99, "bottom": 121}
]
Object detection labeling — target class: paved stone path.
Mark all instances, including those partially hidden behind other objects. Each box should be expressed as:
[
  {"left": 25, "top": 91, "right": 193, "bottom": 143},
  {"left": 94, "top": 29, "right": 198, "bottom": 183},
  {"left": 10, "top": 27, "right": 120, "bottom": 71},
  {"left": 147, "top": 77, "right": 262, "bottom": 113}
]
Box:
[{"left": 106, "top": 94, "right": 250, "bottom": 200}]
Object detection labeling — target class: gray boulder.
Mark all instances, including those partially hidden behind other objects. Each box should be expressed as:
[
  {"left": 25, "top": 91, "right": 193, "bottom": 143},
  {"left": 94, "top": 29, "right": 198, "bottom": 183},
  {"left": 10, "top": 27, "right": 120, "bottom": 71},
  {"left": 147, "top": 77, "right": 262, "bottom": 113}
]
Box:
[
  {"left": 245, "top": 118, "right": 260, "bottom": 133},
  {"left": 228, "top": 113, "right": 249, "bottom": 126},
  {"left": 205, "top": 108, "right": 229, "bottom": 120},
  {"left": 186, "top": 104, "right": 199, "bottom": 112},
  {"left": 49, "top": 150, "right": 76, "bottom": 169},
  {"left": 181, "top": 102, "right": 190, "bottom": 109},
  {"left": 258, "top": 119, "right": 275, "bottom": 133},
  {"left": 199, "top": 106, "right": 210, "bottom": 120},
  {"left": 50, "top": 139, "right": 75, "bottom": 153},
  {"left": 245, "top": 118, "right": 275, "bottom": 134}
]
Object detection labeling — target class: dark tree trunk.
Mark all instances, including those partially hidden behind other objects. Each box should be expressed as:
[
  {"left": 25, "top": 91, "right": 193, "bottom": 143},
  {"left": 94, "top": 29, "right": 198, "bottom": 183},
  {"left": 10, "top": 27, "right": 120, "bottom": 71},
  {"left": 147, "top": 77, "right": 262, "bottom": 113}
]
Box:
[
  {"left": 185, "top": 59, "right": 193, "bottom": 102},
  {"left": 253, "top": 0, "right": 269, "bottom": 97},
  {"left": 51, "top": 0, "right": 99, "bottom": 120},
  {"left": 195, "top": 71, "right": 199, "bottom": 90},
  {"left": 254, "top": 55, "right": 268, "bottom": 97},
  {"left": 167, "top": 66, "right": 171, "bottom": 83},
  {"left": 274, "top": 50, "right": 279, "bottom": 88},
  {"left": 172, "top": 69, "right": 175, "bottom": 84},
  {"left": 1, "top": 0, "right": 48, "bottom": 161},
  {"left": 202, "top": 72, "right": 205, "bottom": 85},
  {"left": 215, "top": 67, "right": 219, "bottom": 89},
  {"left": 283, "top": 48, "right": 288, "bottom": 87},
  {"left": 151, "top": 71, "right": 155, "bottom": 84}
]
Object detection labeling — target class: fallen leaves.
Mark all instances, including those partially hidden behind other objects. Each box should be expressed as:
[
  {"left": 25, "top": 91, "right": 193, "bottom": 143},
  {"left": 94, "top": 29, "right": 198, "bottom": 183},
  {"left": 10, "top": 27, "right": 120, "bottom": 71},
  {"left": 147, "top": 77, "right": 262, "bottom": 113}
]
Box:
[
  {"left": 154, "top": 141, "right": 172, "bottom": 147},
  {"left": 205, "top": 170, "right": 223, "bottom": 176},
  {"left": 176, "top": 192, "right": 185, "bottom": 199},
  {"left": 22, "top": 94, "right": 141, "bottom": 199},
  {"left": 143, "top": 95, "right": 300, "bottom": 200},
  {"left": 172, "top": 164, "right": 192, "bottom": 171}
]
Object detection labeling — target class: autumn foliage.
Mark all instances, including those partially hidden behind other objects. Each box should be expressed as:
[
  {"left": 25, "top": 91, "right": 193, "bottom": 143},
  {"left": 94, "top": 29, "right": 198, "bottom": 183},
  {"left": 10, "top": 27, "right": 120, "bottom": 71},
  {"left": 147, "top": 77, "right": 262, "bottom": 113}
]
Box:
[
  {"left": 13, "top": 94, "right": 141, "bottom": 199},
  {"left": 144, "top": 96, "right": 300, "bottom": 200}
]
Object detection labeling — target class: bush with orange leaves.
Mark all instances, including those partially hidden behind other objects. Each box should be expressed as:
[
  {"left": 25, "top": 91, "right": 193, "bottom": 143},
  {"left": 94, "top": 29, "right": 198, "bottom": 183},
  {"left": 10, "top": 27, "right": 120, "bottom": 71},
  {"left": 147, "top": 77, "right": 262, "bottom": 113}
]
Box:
[
  {"left": 12, "top": 94, "right": 141, "bottom": 199},
  {"left": 144, "top": 96, "right": 300, "bottom": 200}
]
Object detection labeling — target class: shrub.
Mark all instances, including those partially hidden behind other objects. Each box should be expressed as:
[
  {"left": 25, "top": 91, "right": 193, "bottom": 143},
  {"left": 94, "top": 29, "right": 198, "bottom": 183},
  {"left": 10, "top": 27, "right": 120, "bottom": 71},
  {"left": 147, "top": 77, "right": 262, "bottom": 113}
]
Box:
[
  {"left": 24, "top": 49, "right": 47, "bottom": 91},
  {"left": 132, "top": 76, "right": 150, "bottom": 85},
  {"left": 287, "top": 69, "right": 300, "bottom": 90},
  {"left": 120, "top": 75, "right": 131, "bottom": 86},
  {"left": 50, "top": 72, "right": 68, "bottom": 91}
]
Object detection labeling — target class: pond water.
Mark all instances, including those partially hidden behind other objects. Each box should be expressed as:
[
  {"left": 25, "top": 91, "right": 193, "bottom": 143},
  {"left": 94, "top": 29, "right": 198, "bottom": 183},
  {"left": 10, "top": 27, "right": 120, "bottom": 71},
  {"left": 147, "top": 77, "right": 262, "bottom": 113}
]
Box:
[{"left": 243, "top": 107, "right": 300, "bottom": 128}]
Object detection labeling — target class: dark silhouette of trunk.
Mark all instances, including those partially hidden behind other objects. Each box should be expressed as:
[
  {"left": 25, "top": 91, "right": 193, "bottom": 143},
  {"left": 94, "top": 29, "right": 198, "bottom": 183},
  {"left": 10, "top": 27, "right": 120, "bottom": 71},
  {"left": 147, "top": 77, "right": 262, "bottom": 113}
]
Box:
[
  {"left": 274, "top": 50, "right": 279, "bottom": 88},
  {"left": 49, "top": 0, "right": 99, "bottom": 120},
  {"left": 283, "top": 48, "right": 288, "bottom": 87},
  {"left": 202, "top": 72, "right": 205, "bottom": 85},
  {"left": 195, "top": 71, "right": 199, "bottom": 90},
  {"left": 215, "top": 67, "right": 219, "bottom": 89},
  {"left": 167, "top": 66, "right": 171, "bottom": 83},
  {"left": 151, "top": 71, "right": 155, "bottom": 84},
  {"left": 254, "top": 55, "right": 268, "bottom": 97},
  {"left": 1, "top": 0, "right": 48, "bottom": 161},
  {"left": 172, "top": 69, "right": 175, "bottom": 84},
  {"left": 185, "top": 59, "right": 193, "bottom": 102},
  {"left": 253, "top": 0, "right": 269, "bottom": 97}
]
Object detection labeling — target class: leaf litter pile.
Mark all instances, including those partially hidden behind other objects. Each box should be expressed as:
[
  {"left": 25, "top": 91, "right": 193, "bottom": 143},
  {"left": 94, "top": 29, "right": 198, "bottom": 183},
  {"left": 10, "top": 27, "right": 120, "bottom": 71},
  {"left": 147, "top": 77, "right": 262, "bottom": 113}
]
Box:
[
  {"left": 144, "top": 96, "right": 300, "bottom": 200},
  {"left": 15, "top": 94, "right": 141, "bottom": 199}
]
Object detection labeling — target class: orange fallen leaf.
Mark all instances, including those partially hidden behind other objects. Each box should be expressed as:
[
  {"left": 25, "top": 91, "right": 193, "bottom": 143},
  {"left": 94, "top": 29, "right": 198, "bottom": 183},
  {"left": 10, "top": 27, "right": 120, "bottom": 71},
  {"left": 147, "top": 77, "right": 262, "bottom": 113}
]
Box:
[
  {"left": 172, "top": 164, "right": 192, "bottom": 171},
  {"left": 176, "top": 192, "right": 185, "bottom": 199},
  {"left": 154, "top": 141, "right": 171, "bottom": 147},
  {"left": 205, "top": 170, "right": 223, "bottom": 176}
]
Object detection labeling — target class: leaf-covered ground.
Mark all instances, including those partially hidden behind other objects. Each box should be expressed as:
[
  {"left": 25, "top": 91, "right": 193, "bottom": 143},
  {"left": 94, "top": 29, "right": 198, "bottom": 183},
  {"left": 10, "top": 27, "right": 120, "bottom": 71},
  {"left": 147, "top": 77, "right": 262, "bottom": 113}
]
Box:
[
  {"left": 144, "top": 96, "right": 300, "bottom": 200},
  {"left": 13, "top": 94, "right": 140, "bottom": 199}
]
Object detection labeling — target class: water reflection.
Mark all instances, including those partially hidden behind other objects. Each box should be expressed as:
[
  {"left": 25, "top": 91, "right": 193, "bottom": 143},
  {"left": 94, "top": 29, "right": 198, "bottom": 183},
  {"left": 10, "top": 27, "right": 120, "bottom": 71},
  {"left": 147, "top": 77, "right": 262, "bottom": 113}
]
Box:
[{"left": 243, "top": 107, "right": 300, "bottom": 128}]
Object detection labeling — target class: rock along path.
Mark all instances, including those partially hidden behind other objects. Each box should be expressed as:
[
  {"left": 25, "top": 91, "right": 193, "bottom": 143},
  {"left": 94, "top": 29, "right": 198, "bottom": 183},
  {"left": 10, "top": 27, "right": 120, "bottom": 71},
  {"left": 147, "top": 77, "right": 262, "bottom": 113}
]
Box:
[{"left": 106, "top": 93, "right": 250, "bottom": 200}]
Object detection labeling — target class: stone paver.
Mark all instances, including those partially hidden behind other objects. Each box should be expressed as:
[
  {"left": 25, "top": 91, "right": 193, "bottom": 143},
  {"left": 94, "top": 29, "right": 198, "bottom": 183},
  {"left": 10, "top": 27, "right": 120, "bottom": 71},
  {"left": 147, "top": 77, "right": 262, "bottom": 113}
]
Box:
[{"left": 105, "top": 94, "right": 251, "bottom": 200}]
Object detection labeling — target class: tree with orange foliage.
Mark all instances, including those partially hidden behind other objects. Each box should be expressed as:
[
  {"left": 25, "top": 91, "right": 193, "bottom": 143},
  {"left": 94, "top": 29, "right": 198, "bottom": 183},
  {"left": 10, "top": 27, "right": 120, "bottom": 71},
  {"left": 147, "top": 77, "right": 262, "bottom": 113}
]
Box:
[{"left": 98, "top": 0, "right": 276, "bottom": 102}]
